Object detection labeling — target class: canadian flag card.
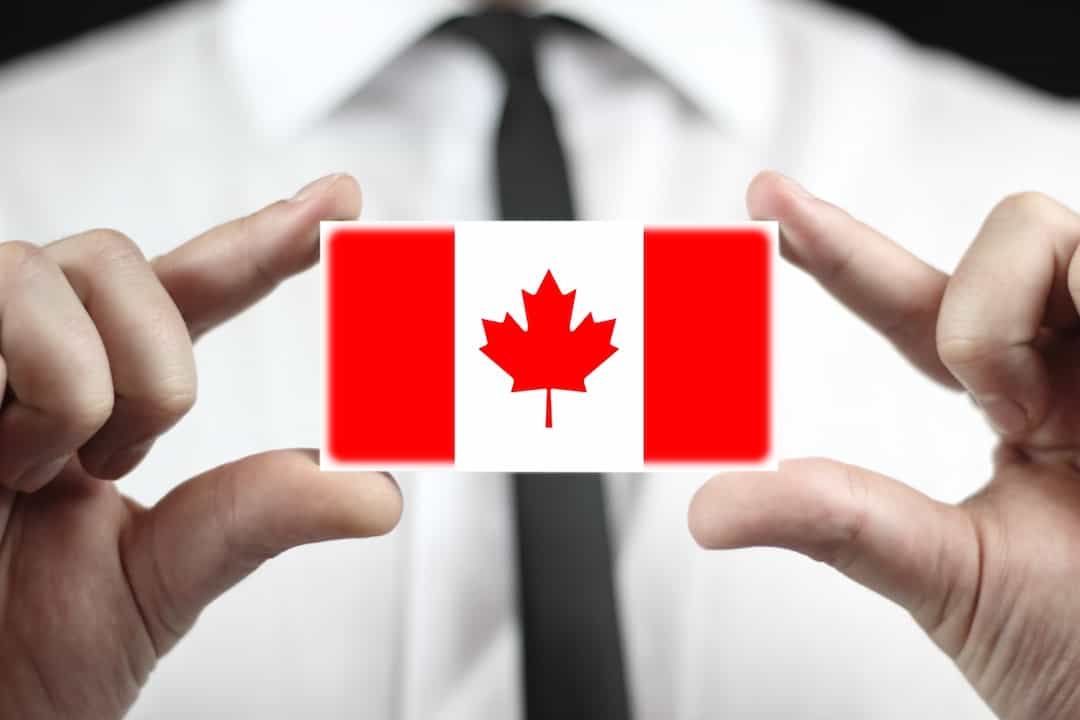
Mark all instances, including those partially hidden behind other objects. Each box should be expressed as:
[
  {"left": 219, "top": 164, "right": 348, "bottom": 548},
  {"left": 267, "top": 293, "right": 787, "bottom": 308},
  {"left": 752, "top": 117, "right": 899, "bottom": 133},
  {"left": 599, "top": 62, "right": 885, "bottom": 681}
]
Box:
[{"left": 320, "top": 221, "right": 776, "bottom": 472}]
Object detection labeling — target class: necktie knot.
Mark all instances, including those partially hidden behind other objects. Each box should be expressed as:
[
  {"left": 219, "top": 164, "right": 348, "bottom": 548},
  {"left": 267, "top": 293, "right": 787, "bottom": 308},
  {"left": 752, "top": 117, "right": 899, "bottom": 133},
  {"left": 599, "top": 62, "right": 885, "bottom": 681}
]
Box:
[
  {"left": 437, "top": 9, "right": 579, "bottom": 220},
  {"left": 441, "top": 10, "right": 542, "bottom": 83}
]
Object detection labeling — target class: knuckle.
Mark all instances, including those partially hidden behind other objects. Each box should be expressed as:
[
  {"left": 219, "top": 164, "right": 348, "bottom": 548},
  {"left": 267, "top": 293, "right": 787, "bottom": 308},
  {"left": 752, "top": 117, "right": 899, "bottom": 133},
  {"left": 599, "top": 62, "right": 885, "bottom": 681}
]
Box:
[
  {"left": 234, "top": 206, "right": 284, "bottom": 286},
  {"left": 0, "top": 240, "right": 47, "bottom": 278},
  {"left": 991, "top": 192, "right": 1065, "bottom": 229},
  {"left": 815, "top": 237, "right": 859, "bottom": 285},
  {"left": 818, "top": 465, "right": 870, "bottom": 572},
  {"left": 781, "top": 458, "right": 869, "bottom": 570},
  {"left": 214, "top": 467, "right": 276, "bottom": 566},
  {"left": 146, "top": 372, "right": 198, "bottom": 420},
  {"left": 64, "top": 386, "right": 115, "bottom": 437},
  {"left": 879, "top": 297, "right": 934, "bottom": 346},
  {"left": 234, "top": 201, "right": 281, "bottom": 247},
  {"left": 838, "top": 466, "right": 870, "bottom": 544},
  {"left": 81, "top": 228, "right": 146, "bottom": 266}
]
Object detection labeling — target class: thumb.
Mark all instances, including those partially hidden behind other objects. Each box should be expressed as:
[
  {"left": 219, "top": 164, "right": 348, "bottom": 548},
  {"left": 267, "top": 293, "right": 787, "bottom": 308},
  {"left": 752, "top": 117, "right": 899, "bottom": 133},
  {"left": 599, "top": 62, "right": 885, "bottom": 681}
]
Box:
[
  {"left": 689, "top": 458, "right": 980, "bottom": 656},
  {"left": 119, "top": 449, "right": 401, "bottom": 656}
]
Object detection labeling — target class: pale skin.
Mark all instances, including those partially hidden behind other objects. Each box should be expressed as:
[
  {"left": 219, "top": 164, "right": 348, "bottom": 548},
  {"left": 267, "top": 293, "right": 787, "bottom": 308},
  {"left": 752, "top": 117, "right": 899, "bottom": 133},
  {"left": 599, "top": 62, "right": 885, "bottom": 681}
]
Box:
[
  {"left": 2, "top": 169, "right": 1079, "bottom": 719},
  {"left": 691, "top": 171, "right": 1080, "bottom": 719},
  {"left": 0, "top": 173, "right": 403, "bottom": 719}
]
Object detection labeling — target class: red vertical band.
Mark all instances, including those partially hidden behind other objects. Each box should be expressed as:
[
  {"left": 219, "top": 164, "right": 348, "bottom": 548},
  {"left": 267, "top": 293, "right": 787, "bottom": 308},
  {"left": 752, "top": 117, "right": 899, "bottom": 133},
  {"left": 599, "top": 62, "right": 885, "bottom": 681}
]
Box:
[
  {"left": 326, "top": 226, "right": 455, "bottom": 463},
  {"left": 644, "top": 228, "right": 771, "bottom": 462}
]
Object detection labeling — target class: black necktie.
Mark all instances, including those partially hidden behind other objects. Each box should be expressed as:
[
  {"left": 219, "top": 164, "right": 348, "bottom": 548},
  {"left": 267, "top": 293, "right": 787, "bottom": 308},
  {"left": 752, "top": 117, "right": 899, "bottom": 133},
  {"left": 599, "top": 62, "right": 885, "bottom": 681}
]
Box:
[{"left": 440, "top": 11, "right": 632, "bottom": 720}]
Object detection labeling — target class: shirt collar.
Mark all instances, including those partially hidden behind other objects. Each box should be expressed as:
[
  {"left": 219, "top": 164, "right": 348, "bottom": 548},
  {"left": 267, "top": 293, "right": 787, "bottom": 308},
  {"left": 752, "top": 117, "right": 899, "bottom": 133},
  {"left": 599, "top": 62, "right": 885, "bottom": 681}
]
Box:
[{"left": 221, "top": 0, "right": 779, "bottom": 140}]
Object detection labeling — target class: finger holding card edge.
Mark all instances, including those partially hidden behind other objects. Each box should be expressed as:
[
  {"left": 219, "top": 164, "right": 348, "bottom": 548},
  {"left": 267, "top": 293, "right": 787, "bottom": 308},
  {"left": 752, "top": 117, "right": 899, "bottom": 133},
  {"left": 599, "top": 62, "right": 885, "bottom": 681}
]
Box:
[{"left": 153, "top": 173, "right": 361, "bottom": 341}]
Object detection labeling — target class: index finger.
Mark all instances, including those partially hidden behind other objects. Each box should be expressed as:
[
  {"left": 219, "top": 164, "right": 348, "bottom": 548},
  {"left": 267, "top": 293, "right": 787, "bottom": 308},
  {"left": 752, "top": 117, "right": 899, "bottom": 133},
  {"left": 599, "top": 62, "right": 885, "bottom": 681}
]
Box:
[
  {"left": 152, "top": 173, "right": 361, "bottom": 340},
  {"left": 747, "top": 171, "right": 959, "bottom": 389}
]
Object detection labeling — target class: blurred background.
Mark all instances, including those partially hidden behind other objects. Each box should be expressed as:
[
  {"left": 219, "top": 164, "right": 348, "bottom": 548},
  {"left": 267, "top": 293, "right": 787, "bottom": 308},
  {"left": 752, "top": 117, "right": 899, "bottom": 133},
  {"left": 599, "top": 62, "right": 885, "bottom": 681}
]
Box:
[{"left": 4, "top": 0, "right": 1079, "bottom": 96}]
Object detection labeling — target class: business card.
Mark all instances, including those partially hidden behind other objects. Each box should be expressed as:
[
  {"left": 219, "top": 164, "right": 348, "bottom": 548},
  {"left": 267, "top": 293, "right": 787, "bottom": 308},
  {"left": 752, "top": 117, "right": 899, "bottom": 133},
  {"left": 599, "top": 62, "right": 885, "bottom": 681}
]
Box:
[{"left": 321, "top": 221, "right": 776, "bottom": 472}]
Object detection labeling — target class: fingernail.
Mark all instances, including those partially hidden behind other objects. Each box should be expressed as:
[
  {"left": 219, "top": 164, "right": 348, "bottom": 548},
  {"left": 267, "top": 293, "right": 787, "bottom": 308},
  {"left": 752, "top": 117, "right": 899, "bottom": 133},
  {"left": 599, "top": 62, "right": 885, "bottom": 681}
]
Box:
[
  {"left": 979, "top": 395, "right": 1029, "bottom": 436},
  {"left": 778, "top": 173, "right": 813, "bottom": 199},
  {"left": 291, "top": 173, "right": 344, "bottom": 203}
]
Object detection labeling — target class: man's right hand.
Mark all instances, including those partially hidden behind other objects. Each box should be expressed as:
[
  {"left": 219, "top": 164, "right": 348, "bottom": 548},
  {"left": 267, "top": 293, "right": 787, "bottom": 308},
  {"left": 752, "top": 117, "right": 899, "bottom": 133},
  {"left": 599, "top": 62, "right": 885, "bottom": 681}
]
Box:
[{"left": 0, "top": 173, "right": 402, "bottom": 720}]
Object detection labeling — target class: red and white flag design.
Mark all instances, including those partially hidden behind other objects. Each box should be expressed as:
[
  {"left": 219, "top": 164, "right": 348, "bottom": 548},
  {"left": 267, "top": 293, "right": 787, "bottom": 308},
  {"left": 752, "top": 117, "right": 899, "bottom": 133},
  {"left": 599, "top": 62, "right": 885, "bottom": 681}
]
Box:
[{"left": 321, "top": 222, "right": 775, "bottom": 472}]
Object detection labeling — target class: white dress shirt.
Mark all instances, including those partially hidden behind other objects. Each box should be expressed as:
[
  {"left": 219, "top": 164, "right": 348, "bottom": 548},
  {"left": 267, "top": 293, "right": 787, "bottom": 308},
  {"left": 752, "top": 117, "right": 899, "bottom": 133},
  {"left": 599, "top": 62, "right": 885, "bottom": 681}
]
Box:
[{"left": 1, "top": 0, "right": 1079, "bottom": 717}]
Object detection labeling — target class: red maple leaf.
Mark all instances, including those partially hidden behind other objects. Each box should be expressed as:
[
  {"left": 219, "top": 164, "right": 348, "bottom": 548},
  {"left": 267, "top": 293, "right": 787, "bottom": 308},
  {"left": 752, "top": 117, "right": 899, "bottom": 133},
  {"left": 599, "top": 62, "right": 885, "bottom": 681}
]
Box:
[{"left": 480, "top": 270, "right": 617, "bottom": 428}]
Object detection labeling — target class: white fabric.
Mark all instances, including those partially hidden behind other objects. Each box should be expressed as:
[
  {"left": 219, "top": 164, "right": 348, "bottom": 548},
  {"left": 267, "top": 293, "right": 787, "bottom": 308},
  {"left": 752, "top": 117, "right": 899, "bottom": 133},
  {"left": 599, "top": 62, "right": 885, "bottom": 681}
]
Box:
[{"left": 0, "top": 0, "right": 1078, "bottom": 717}]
